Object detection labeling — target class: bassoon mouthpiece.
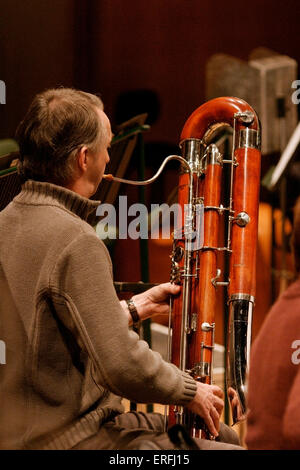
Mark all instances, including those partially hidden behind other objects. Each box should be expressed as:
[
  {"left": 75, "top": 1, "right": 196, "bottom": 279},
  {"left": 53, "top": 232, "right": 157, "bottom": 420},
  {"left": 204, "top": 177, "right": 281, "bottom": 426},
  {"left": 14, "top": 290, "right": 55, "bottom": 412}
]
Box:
[{"left": 102, "top": 174, "right": 114, "bottom": 181}]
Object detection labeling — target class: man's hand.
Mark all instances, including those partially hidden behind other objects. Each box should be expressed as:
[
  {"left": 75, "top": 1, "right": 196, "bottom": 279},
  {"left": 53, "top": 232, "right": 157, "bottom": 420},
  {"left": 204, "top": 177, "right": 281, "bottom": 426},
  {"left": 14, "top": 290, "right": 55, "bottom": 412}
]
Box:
[
  {"left": 133, "top": 282, "right": 180, "bottom": 318},
  {"left": 121, "top": 282, "right": 180, "bottom": 324},
  {"left": 186, "top": 382, "right": 224, "bottom": 437}
]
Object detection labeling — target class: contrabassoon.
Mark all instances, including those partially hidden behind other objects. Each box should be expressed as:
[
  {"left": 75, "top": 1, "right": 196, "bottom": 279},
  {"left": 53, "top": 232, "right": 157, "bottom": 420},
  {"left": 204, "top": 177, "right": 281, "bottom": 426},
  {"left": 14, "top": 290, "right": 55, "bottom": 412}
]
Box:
[{"left": 168, "top": 97, "right": 261, "bottom": 437}]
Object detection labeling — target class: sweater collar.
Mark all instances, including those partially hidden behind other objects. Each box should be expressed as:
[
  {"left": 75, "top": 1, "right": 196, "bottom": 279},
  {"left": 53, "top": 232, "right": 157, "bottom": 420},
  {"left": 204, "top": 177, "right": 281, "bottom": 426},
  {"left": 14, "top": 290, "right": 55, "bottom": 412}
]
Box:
[{"left": 14, "top": 180, "right": 100, "bottom": 221}]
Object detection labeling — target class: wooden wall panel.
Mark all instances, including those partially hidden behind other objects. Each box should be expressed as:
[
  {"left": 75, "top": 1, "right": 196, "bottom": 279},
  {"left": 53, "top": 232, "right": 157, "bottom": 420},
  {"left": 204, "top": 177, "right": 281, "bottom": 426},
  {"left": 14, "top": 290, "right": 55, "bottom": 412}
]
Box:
[{"left": 0, "top": 0, "right": 76, "bottom": 138}]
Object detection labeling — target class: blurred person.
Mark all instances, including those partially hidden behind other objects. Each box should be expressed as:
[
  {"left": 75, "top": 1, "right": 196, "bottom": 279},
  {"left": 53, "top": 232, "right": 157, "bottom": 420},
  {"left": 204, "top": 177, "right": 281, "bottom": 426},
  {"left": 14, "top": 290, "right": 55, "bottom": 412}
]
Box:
[{"left": 246, "top": 196, "right": 300, "bottom": 449}]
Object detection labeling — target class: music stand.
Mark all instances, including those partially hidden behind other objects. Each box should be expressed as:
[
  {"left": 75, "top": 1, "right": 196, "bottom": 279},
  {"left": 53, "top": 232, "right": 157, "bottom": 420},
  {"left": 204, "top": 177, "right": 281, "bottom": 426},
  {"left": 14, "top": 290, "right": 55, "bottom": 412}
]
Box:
[
  {"left": 0, "top": 152, "right": 21, "bottom": 212},
  {"left": 267, "top": 122, "right": 300, "bottom": 189}
]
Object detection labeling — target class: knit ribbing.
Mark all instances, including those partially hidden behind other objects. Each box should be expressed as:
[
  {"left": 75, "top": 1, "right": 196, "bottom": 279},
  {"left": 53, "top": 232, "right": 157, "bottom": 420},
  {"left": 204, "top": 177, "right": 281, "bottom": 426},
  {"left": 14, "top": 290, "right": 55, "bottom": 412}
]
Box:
[{"left": 14, "top": 180, "right": 100, "bottom": 221}]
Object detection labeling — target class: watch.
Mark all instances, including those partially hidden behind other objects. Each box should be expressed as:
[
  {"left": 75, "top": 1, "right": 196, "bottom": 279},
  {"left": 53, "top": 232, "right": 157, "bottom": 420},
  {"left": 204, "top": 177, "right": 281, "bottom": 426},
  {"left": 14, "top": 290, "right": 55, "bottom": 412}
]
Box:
[{"left": 126, "top": 298, "right": 140, "bottom": 329}]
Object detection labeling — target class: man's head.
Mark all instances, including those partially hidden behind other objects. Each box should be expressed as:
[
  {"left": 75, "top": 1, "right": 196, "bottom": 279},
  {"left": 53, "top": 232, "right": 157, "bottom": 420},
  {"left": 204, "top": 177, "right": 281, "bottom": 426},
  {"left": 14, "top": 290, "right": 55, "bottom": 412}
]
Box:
[{"left": 16, "top": 88, "right": 112, "bottom": 196}]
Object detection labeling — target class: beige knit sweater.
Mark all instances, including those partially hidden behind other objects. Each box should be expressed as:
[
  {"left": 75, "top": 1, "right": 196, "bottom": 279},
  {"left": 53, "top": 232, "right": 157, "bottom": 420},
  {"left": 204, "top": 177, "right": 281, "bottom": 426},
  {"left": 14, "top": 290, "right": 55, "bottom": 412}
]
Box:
[{"left": 0, "top": 180, "right": 196, "bottom": 450}]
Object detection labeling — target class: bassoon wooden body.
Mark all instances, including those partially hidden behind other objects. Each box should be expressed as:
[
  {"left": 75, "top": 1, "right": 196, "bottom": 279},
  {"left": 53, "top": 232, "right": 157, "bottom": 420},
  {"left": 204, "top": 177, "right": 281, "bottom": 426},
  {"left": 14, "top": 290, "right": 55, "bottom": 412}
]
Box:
[{"left": 169, "top": 97, "right": 261, "bottom": 437}]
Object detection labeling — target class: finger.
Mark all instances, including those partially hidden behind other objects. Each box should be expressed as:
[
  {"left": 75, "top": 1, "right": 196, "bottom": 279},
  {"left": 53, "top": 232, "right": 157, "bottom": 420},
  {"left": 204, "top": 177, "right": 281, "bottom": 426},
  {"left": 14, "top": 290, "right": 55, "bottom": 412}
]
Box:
[
  {"left": 211, "top": 385, "right": 224, "bottom": 399},
  {"left": 203, "top": 411, "right": 218, "bottom": 437},
  {"left": 159, "top": 282, "right": 181, "bottom": 295},
  {"left": 213, "top": 395, "right": 224, "bottom": 414},
  {"left": 147, "top": 283, "right": 177, "bottom": 301},
  {"left": 169, "top": 283, "right": 181, "bottom": 294},
  {"left": 154, "top": 304, "right": 170, "bottom": 315},
  {"left": 210, "top": 406, "right": 220, "bottom": 434}
]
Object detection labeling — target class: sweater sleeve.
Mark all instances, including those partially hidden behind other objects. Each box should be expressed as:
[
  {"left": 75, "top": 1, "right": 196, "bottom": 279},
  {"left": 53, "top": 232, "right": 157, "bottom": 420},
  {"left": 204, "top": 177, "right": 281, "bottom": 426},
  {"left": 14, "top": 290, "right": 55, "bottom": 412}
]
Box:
[{"left": 49, "top": 232, "right": 197, "bottom": 406}]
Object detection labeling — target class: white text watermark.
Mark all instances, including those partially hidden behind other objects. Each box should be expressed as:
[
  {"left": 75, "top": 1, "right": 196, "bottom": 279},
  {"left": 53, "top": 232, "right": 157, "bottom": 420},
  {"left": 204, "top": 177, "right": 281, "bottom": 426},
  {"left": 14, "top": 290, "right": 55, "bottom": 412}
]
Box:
[
  {"left": 0, "top": 340, "right": 6, "bottom": 364},
  {"left": 0, "top": 80, "right": 6, "bottom": 104},
  {"left": 96, "top": 196, "right": 204, "bottom": 250},
  {"left": 292, "top": 80, "right": 300, "bottom": 105},
  {"left": 291, "top": 340, "right": 300, "bottom": 365}
]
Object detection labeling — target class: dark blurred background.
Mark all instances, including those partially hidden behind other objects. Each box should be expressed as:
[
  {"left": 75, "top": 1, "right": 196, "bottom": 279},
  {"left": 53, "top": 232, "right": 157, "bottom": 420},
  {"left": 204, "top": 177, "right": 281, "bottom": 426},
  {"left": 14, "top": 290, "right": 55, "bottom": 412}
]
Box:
[{"left": 1, "top": 0, "right": 299, "bottom": 143}]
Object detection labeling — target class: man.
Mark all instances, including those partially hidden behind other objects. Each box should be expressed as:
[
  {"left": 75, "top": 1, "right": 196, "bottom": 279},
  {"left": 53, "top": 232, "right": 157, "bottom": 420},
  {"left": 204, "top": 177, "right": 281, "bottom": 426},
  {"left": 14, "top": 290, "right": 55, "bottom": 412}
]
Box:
[
  {"left": 246, "top": 196, "right": 300, "bottom": 450},
  {"left": 0, "top": 88, "right": 241, "bottom": 450}
]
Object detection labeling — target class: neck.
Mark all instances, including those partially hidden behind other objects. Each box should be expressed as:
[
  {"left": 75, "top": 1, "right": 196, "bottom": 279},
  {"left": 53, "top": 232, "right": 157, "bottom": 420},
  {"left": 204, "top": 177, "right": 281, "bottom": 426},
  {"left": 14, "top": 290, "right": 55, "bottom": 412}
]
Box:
[
  {"left": 16, "top": 180, "right": 100, "bottom": 221},
  {"left": 65, "top": 179, "right": 94, "bottom": 199}
]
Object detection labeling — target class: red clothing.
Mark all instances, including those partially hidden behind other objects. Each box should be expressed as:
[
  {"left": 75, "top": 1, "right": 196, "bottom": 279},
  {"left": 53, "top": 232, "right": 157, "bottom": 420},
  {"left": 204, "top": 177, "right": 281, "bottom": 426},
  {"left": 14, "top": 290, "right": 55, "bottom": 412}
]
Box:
[{"left": 246, "top": 278, "right": 300, "bottom": 449}]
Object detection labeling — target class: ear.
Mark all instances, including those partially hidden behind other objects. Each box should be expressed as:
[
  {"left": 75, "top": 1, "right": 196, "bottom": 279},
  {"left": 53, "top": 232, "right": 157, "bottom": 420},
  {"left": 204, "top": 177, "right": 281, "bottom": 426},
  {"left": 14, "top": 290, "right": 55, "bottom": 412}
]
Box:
[{"left": 77, "top": 146, "right": 89, "bottom": 173}]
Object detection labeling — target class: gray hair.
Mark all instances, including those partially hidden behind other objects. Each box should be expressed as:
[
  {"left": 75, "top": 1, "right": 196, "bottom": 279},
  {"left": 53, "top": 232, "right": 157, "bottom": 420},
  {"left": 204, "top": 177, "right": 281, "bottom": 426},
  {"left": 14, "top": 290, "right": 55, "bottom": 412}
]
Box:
[{"left": 16, "top": 88, "right": 105, "bottom": 185}]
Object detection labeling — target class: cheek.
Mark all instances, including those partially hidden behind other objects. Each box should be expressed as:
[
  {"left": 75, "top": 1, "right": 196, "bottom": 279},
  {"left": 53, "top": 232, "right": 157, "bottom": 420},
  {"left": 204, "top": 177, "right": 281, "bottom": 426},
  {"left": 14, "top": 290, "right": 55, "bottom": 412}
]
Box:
[
  {"left": 96, "top": 154, "right": 107, "bottom": 178},
  {"left": 102, "top": 151, "right": 110, "bottom": 167},
  {"left": 100, "top": 154, "right": 107, "bottom": 169}
]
